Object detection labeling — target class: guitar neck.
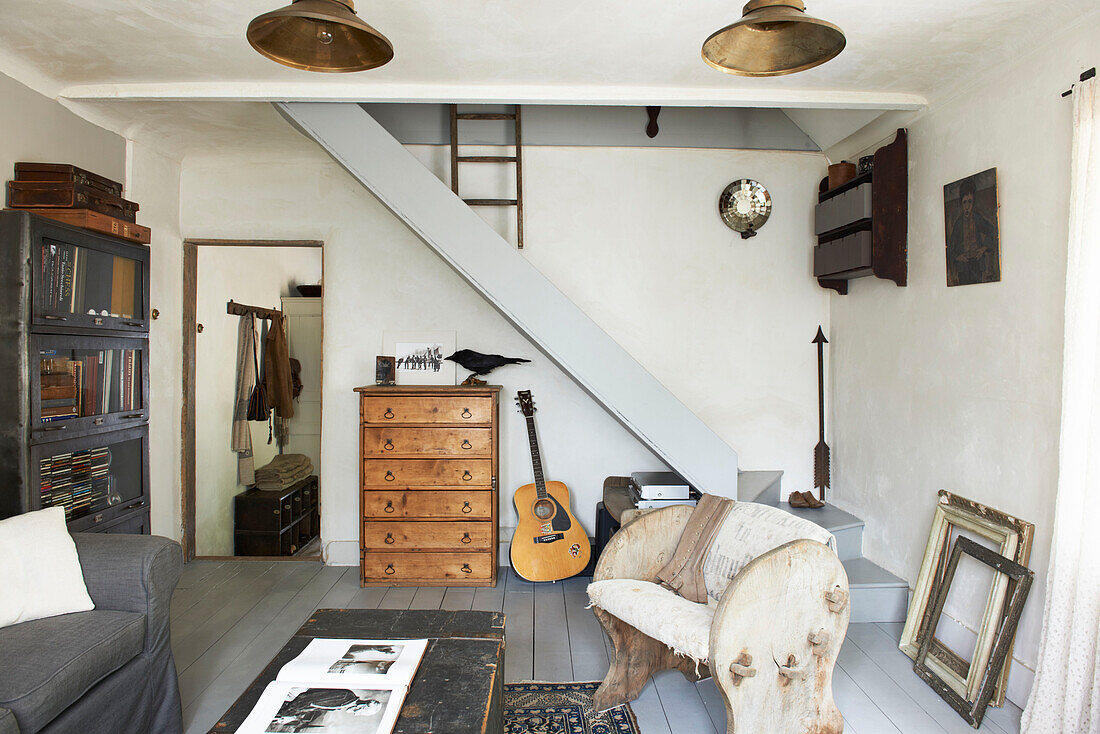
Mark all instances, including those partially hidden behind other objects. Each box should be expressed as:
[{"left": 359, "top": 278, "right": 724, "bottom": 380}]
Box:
[{"left": 524, "top": 414, "right": 548, "bottom": 499}]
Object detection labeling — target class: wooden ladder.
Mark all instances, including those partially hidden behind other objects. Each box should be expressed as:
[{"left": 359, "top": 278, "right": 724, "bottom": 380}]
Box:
[{"left": 449, "top": 104, "right": 524, "bottom": 249}]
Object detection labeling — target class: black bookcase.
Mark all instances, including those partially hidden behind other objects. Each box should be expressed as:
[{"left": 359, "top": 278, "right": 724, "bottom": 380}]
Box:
[{"left": 0, "top": 210, "right": 151, "bottom": 533}]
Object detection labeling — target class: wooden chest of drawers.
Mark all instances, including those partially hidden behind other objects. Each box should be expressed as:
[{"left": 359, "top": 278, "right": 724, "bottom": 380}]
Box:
[{"left": 356, "top": 385, "right": 500, "bottom": 587}]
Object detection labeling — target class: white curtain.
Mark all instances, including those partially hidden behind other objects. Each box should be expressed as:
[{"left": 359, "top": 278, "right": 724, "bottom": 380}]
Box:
[{"left": 1023, "top": 78, "right": 1100, "bottom": 733}]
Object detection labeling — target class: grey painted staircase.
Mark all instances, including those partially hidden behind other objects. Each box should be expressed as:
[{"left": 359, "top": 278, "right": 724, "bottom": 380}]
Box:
[{"left": 742, "top": 475, "right": 910, "bottom": 624}]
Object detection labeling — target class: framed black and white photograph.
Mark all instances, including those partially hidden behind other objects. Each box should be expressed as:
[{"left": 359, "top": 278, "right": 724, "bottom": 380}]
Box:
[
  {"left": 944, "top": 168, "right": 1001, "bottom": 286},
  {"left": 382, "top": 331, "right": 456, "bottom": 385},
  {"left": 327, "top": 644, "right": 403, "bottom": 675},
  {"left": 264, "top": 687, "right": 392, "bottom": 733}
]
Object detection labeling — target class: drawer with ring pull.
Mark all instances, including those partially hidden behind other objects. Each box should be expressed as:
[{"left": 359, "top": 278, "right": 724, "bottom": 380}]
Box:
[
  {"left": 361, "top": 552, "right": 493, "bottom": 583},
  {"left": 360, "top": 427, "right": 492, "bottom": 457},
  {"left": 361, "top": 490, "right": 493, "bottom": 519},
  {"left": 362, "top": 459, "right": 492, "bottom": 487},
  {"left": 360, "top": 396, "right": 493, "bottom": 425},
  {"left": 362, "top": 521, "right": 492, "bottom": 551}
]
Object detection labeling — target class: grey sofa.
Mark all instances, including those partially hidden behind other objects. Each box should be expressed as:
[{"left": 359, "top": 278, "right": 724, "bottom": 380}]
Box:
[{"left": 0, "top": 533, "right": 183, "bottom": 734}]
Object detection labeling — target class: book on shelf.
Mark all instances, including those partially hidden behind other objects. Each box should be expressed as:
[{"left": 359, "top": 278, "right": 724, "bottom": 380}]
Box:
[{"left": 237, "top": 638, "right": 428, "bottom": 734}]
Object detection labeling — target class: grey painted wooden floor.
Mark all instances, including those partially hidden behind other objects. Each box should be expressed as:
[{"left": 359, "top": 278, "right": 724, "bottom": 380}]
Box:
[{"left": 172, "top": 560, "right": 1023, "bottom": 734}]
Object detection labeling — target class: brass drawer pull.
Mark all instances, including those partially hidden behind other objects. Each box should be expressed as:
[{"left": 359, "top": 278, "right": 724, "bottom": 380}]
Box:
[
  {"left": 462, "top": 470, "right": 473, "bottom": 481},
  {"left": 461, "top": 564, "right": 472, "bottom": 574},
  {"left": 385, "top": 471, "right": 395, "bottom": 482},
  {"left": 461, "top": 407, "right": 472, "bottom": 419},
  {"left": 384, "top": 439, "right": 394, "bottom": 451},
  {"left": 461, "top": 439, "right": 473, "bottom": 450},
  {"left": 384, "top": 500, "right": 395, "bottom": 513},
  {"left": 385, "top": 533, "right": 395, "bottom": 544},
  {"left": 284, "top": 503, "right": 291, "bottom": 511},
  {"left": 385, "top": 564, "right": 396, "bottom": 575},
  {"left": 461, "top": 532, "right": 472, "bottom": 544},
  {"left": 461, "top": 501, "right": 472, "bottom": 514},
  {"left": 384, "top": 408, "right": 395, "bottom": 419}
]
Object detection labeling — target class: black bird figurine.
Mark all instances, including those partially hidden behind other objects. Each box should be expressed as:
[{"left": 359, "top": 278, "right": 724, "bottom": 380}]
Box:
[{"left": 446, "top": 350, "right": 531, "bottom": 385}]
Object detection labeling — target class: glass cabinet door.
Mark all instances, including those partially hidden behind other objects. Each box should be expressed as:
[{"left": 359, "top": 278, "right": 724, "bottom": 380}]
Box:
[
  {"left": 32, "top": 236, "right": 148, "bottom": 332},
  {"left": 33, "top": 336, "right": 148, "bottom": 440},
  {"left": 32, "top": 426, "right": 148, "bottom": 530}
]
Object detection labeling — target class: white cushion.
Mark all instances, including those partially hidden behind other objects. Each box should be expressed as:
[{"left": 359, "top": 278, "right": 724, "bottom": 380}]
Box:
[
  {"left": 702, "top": 502, "right": 836, "bottom": 603},
  {"left": 588, "top": 579, "right": 713, "bottom": 662},
  {"left": 0, "top": 507, "right": 95, "bottom": 629}
]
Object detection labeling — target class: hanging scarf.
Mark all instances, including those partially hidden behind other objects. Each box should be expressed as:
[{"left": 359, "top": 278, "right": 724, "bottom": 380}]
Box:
[{"left": 232, "top": 315, "right": 256, "bottom": 486}]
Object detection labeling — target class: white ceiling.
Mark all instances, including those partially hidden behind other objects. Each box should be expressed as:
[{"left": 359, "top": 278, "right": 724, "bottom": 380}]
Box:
[{"left": 1, "top": 0, "right": 1096, "bottom": 155}]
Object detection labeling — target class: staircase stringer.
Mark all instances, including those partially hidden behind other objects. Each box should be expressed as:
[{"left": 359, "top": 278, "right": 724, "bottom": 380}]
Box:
[{"left": 276, "top": 102, "right": 740, "bottom": 497}]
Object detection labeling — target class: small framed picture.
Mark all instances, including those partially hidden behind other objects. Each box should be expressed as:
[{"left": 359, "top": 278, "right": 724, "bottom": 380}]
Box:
[
  {"left": 375, "top": 356, "right": 396, "bottom": 386},
  {"left": 944, "top": 168, "right": 1001, "bottom": 286}
]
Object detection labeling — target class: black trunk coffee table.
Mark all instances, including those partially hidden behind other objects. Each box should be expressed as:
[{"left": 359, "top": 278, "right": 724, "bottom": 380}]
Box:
[{"left": 211, "top": 609, "right": 506, "bottom": 734}]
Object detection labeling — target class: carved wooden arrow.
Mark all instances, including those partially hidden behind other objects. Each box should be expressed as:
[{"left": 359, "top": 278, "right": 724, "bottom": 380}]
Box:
[{"left": 813, "top": 326, "right": 830, "bottom": 501}]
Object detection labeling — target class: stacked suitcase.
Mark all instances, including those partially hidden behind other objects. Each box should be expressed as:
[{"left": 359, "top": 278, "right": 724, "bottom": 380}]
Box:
[{"left": 6, "top": 162, "right": 150, "bottom": 243}]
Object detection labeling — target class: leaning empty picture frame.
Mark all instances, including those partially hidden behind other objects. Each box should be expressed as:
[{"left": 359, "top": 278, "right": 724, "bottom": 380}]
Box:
[
  {"left": 914, "top": 536, "right": 1033, "bottom": 728},
  {"left": 899, "top": 491, "right": 1034, "bottom": 706}
]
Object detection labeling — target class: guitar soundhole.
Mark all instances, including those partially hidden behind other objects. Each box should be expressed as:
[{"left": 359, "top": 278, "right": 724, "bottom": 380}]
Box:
[{"left": 533, "top": 498, "right": 556, "bottom": 520}]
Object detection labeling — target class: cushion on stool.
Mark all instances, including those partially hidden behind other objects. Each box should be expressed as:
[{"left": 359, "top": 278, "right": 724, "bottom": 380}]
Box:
[{"left": 587, "top": 579, "right": 713, "bottom": 662}]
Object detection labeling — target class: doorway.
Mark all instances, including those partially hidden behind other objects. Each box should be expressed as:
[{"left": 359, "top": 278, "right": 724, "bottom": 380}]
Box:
[{"left": 181, "top": 239, "right": 323, "bottom": 562}]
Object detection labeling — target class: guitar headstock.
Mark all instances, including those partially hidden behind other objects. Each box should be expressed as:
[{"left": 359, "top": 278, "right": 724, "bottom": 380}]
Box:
[{"left": 515, "top": 390, "right": 536, "bottom": 417}]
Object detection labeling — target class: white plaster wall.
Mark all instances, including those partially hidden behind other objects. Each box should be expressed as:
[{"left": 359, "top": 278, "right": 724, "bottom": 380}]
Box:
[
  {"left": 828, "top": 21, "right": 1098, "bottom": 705},
  {"left": 125, "top": 141, "right": 183, "bottom": 540},
  {"left": 0, "top": 71, "right": 126, "bottom": 184},
  {"left": 194, "top": 247, "right": 321, "bottom": 556},
  {"left": 180, "top": 142, "right": 827, "bottom": 565}
]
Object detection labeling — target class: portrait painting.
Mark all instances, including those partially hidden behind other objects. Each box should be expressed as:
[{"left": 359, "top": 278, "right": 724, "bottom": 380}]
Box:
[{"left": 944, "top": 168, "right": 1001, "bottom": 286}]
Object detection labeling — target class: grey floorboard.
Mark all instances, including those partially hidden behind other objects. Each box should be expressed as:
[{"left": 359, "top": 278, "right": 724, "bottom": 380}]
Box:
[
  {"left": 440, "top": 586, "right": 476, "bottom": 610},
  {"left": 503, "top": 572, "right": 535, "bottom": 683},
  {"left": 832, "top": 663, "right": 904, "bottom": 733},
  {"left": 653, "top": 669, "right": 719, "bottom": 734},
  {"left": 176, "top": 560, "right": 224, "bottom": 590},
  {"left": 344, "top": 584, "right": 388, "bottom": 609},
  {"left": 631, "top": 678, "right": 674, "bottom": 734},
  {"left": 838, "top": 641, "right": 946, "bottom": 733},
  {"left": 409, "top": 585, "right": 446, "bottom": 610},
  {"left": 695, "top": 677, "right": 728, "bottom": 733},
  {"left": 471, "top": 575, "right": 507, "bottom": 612},
  {"left": 171, "top": 562, "right": 250, "bottom": 621},
  {"left": 314, "top": 567, "right": 361, "bottom": 609},
  {"left": 377, "top": 586, "right": 417, "bottom": 610},
  {"left": 563, "top": 584, "right": 608, "bottom": 682},
  {"left": 533, "top": 582, "right": 572, "bottom": 681}
]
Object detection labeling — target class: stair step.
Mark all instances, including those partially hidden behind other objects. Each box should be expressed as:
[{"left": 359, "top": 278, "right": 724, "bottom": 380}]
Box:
[
  {"left": 760, "top": 498, "right": 864, "bottom": 560},
  {"left": 456, "top": 113, "right": 516, "bottom": 120},
  {"left": 463, "top": 198, "right": 518, "bottom": 206},
  {"left": 844, "top": 557, "right": 909, "bottom": 623},
  {"left": 457, "top": 156, "right": 518, "bottom": 163},
  {"left": 736, "top": 470, "right": 783, "bottom": 503}
]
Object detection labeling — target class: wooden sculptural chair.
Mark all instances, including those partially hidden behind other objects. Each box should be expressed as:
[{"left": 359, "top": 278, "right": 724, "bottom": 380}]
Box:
[{"left": 587, "top": 503, "right": 850, "bottom": 734}]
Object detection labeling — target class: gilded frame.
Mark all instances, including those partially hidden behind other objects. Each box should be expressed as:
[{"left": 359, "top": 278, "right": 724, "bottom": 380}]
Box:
[{"left": 899, "top": 491, "right": 1034, "bottom": 705}]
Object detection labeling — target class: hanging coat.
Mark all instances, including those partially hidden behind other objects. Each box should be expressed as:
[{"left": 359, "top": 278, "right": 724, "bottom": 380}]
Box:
[{"left": 264, "top": 313, "right": 295, "bottom": 419}]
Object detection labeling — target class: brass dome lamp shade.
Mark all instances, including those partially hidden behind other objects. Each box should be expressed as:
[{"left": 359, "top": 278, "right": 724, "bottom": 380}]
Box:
[
  {"left": 702, "top": 0, "right": 845, "bottom": 77},
  {"left": 247, "top": 0, "right": 394, "bottom": 73}
]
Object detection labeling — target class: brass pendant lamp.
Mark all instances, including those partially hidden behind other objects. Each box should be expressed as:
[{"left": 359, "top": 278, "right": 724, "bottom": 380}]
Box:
[
  {"left": 702, "top": 0, "right": 845, "bottom": 77},
  {"left": 247, "top": 0, "right": 393, "bottom": 73}
]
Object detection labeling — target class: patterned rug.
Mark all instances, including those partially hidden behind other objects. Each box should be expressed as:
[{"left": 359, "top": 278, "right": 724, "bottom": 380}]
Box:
[{"left": 504, "top": 682, "right": 640, "bottom": 734}]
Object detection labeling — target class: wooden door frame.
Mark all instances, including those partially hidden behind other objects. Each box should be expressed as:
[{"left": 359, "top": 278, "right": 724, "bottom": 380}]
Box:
[{"left": 181, "top": 239, "right": 324, "bottom": 562}]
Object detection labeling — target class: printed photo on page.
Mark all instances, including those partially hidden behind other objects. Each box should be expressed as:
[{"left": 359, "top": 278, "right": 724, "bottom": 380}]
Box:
[
  {"left": 238, "top": 683, "right": 402, "bottom": 734},
  {"left": 275, "top": 639, "right": 428, "bottom": 686},
  {"left": 235, "top": 638, "right": 428, "bottom": 734}
]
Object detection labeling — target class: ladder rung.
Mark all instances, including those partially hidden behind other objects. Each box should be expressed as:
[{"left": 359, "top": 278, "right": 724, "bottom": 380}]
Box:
[
  {"left": 456, "top": 156, "right": 518, "bottom": 163},
  {"left": 456, "top": 113, "right": 516, "bottom": 121},
  {"left": 463, "top": 198, "right": 518, "bottom": 206}
]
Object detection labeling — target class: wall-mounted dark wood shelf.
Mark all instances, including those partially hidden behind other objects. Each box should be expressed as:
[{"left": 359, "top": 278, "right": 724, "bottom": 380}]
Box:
[{"left": 814, "top": 129, "right": 908, "bottom": 295}]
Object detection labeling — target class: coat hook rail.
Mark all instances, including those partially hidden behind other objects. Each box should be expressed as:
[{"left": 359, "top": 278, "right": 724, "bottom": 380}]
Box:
[{"left": 226, "top": 300, "right": 281, "bottom": 319}]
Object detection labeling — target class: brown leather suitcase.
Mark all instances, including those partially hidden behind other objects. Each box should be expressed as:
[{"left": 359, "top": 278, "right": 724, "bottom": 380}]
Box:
[
  {"left": 8, "top": 181, "right": 139, "bottom": 222},
  {"left": 13, "top": 208, "right": 151, "bottom": 244},
  {"left": 14, "top": 162, "right": 123, "bottom": 197}
]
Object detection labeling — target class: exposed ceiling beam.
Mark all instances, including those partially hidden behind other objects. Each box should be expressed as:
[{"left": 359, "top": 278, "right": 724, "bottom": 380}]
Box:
[{"left": 60, "top": 82, "right": 927, "bottom": 111}]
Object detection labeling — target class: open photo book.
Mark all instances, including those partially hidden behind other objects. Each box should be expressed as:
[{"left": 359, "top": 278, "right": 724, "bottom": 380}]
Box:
[{"left": 237, "top": 638, "right": 429, "bottom": 734}]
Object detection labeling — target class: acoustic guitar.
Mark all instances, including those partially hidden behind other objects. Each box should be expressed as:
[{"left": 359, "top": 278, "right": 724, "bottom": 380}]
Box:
[{"left": 510, "top": 390, "right": 591, "bottom": 581}]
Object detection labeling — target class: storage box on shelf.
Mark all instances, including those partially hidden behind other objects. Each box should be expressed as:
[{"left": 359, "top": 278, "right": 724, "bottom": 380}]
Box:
[
  {"left": 355, "top": 385, "right": 501, "bottom": 587},
  {"left": 814, "top": 129, "right": 908, "bottom": 295},
  {"left": 0, "top": 209, "right": 151, "bottom": 533},
  {"left": 234, "top": 475, "right": 320, "bottom": 556}
]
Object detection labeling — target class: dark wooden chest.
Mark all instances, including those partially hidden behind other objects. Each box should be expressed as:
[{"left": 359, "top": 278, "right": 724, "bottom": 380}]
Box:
[{"left": 234, "top": 475, "right": 319, "bottom": 556}]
